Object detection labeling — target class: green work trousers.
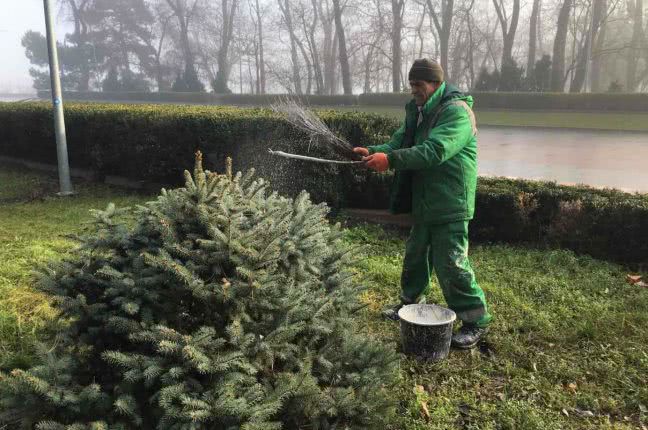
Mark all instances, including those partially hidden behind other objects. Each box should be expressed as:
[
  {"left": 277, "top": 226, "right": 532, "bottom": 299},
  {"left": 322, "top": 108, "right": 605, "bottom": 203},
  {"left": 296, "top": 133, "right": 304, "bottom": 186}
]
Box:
[{"left": 400, "top": 221, "right": 492, "bottom": 328}]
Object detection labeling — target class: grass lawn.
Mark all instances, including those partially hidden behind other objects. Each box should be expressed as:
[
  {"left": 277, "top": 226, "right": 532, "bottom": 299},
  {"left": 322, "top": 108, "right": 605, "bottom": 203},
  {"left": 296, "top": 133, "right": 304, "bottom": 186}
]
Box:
[
  {"left": 1, "top": 163, "right": 647, "bottom": 429},
  {"left": 324, "top": 105, "right": 648, "bottom": 132}
]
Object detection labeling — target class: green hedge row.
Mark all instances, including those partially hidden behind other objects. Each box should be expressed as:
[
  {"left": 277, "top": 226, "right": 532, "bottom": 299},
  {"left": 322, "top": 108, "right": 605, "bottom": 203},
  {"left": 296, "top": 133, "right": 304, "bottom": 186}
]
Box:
[
  {"left": 39, "top": 90, "right": 648, "bottom": 112},
  {"left": 36, "top": 91, "right": 359, "bottom": 106},
  {"left": 0, "top": 102, "right": 396, "bottom": 209},
  {"left": 472, "top": 177, "right": 648, "bottom": 267},
  {"left": 1, "top": 102, "right": 646, "bottom": 267}
]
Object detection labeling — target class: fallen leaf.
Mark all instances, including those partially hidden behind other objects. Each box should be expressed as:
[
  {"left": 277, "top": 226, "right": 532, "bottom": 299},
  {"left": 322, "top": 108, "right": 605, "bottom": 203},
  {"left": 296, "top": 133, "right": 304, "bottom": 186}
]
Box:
[
  {"left": 420, "top": 401, "right": 431, "bottom": 419},
  {"left": 627, "top": 274, "right": 643, "bottom": 285},
  {"left": 413, "top": 385, "right": 430, "bottom": 419},
  {"left": 574, "top": 408, "right": 595, "bottom": 418},
  {"left": 562, "top": 408, "right": 570, "bottom": 417},
  {"left": 496, "top": 392, "right": 505, "bottom": 401},
  {"left": 567, "top": 382, "right": 577, "bottom": 393}
]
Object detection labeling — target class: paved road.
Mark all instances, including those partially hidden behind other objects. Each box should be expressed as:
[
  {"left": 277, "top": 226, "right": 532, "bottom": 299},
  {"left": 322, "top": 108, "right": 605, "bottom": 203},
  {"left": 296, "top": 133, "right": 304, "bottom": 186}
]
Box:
[{"left": 478, "top": 126, "right": 648, "bottom": 193}]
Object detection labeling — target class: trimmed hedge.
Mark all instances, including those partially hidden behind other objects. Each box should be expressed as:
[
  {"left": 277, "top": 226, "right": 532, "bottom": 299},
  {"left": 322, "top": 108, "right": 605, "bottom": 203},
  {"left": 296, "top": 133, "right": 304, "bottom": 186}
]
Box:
[
  {"left": 1, "top": 102, "right": 647, "bottom": 267},
  {"left": 0, "top": 102, "right": 397, "bottom": 209},
  {"left": 472, "top": 177, "right": 648, "bottom": 267},
  {"left": 39, "top": 90, "right": 648, "bottom": 112},
  {"left": 37, "top": 91, "right": 358, "bottom": 106}
]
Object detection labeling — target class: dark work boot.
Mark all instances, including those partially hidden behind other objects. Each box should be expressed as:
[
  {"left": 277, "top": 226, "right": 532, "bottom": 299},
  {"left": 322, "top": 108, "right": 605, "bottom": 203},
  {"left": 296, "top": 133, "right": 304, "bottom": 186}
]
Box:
[
  {"left": 381, "top": 297, "right": 426, "bottom": 321},
  {"left": 451, "top": 325, "right": 489, "bottom": 349}
]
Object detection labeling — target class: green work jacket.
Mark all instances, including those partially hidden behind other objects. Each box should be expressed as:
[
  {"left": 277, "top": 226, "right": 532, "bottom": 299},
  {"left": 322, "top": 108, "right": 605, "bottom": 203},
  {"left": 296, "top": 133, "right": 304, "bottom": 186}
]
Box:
[{"left": 368, "top": 82, "right": 478, "bottom": 224}]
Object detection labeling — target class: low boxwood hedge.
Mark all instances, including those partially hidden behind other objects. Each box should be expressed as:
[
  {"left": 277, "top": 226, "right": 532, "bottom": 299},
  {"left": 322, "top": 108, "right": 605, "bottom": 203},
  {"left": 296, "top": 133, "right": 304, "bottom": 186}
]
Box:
[
  {"left": 40, "top": 90, "right": 648, "bottom": 112},
  {"left": 37, "top": 91, "right": 359, "bottom": 106},
  {"left": 0, "top": 102, "right": 397, "bottom": 210},
  {"left": 1, "top": 102, "right": 646, "bottom": 267}
]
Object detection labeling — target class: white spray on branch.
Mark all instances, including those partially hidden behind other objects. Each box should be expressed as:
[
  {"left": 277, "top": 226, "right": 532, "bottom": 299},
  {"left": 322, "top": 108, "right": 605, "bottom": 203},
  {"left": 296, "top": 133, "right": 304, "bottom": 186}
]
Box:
[{"left": 270, "top": 97, "right": 359, "bottom": 164}]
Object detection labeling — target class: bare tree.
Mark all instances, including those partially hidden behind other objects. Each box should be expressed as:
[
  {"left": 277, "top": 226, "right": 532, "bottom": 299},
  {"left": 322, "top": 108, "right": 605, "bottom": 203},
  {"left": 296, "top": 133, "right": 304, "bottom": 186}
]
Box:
[
  {"left": 249, "top": 0, "right": 267, "bottom": 93},
  {"left": 391, "top": 0, "right": 406, "bottom": 91},
  {"left": 165, "top": 0, "right": 200, "bottom": 76},
  {"left": 64, "top": 0, "right": 92, "bottom": 90},
  {"left": 146, "top": 6, "right": 173, "bottom": 91},
  {"left": 317, "top": 0, "right": 337, "bottom": 94},
  {"left": 332, "top": 0, "right": 352, "bottom": 94},
  {"left": 278, "top": 0, "right": 303, "bottom": 94},
  {"left": 626, "top": 0, "right": 645, "bottom": 91},
  {"left": 492, "top": 0, "right": 520, "bottom": 67},
  {"left": 212, "top": 0, "right": 238, "bottom": 92},
  {"left": 527, "top": 0, "right": 541, "bottom": 81},
  {"left": 551, "top": 0, "right": 573, "bottom": 91},
  {"left": 569, "top": 0, "right": 606, "bottom": 92},
  {"left": 456, "top": 0, "right": 476, "bottom": 87},
  {"left": 304, "top": 0, "right": 325, "bottom": 93},
  {"left": 426, "top": 0, "right": 454, "bottom": 78},
  {"left": 590, "top": 0, "right": 608, "bottom": 92}
]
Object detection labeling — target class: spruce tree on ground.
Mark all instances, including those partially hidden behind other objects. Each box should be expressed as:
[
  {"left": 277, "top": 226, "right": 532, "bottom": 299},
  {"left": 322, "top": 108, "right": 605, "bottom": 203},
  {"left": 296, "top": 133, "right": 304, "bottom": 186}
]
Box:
[{"left": 0, "top": 154, "right": 399, "bottom": 429}]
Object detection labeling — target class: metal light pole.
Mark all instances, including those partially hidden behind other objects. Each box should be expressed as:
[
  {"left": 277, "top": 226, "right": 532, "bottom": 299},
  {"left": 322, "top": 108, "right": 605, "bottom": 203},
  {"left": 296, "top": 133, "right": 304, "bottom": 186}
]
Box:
[{"left": 43, "top": 0, "right": 73, "bottom": 195}]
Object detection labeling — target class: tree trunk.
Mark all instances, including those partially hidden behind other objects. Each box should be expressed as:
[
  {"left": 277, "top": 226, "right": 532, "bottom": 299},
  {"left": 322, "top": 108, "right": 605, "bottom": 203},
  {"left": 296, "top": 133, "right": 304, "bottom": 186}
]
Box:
[
  {"left": 391, "top": 0, "right": 405, "bottom": 92},
  {"left": 279, "top": 0, "right": 303, "bottom": 94},
  {"left": 254, "top": 0, "right": 266, "bottom": 93},
  {"left": 308, "top": 0, "right": 325, "bottom": 94},
  {"left": 591, "top": 0, "right": 607, "bottom": 92},
  {"left": 363, "top": 45, "right": 375, "bottom": 93},
  {"left": 426, "top": 0, "right": 453, "bottom": 79},
  {"left": 570, "top": 0, "right": 605, "bottom": 92},
  {"left": 492, "top": 0, "right": 520, "bottom": 67},
  {"left": 626, "top": 0, "right": 644, "bottom": 92},
  {"left": 527, "top": 0, "right": 540, "bottom": 80},
  {"left": 319, "top": 0, "right": 336, "bottom": 94},
  {"left": 329, "top": 30, "right": 338, "bottom": 94},
  {"left": 153, "top": 15, "right": 171, "bottom": 91},
  {"left": 212, "top": 0, "right": 237, "bottom": 93},
  {"left": 296, "top": 36, "right": 313, "bottom": 94},
  {"left": 551, "top": 0, "right": 573, "bottom": 91},
  {"left": 332, "top": 0, "right": 352, "bottom": 94}
]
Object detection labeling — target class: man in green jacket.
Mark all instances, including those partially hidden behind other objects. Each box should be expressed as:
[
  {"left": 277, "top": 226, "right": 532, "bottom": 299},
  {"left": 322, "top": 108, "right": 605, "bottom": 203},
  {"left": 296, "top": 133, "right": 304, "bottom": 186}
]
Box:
[{"left": 354, "top": 59, "right": 491, "bottom": 349}]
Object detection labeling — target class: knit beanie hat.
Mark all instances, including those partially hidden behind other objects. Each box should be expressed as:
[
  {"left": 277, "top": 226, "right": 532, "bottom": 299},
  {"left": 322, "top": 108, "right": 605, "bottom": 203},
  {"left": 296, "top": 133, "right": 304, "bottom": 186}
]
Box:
[{"left": 408, "top": 59, "right": 444, "bottom": 82}]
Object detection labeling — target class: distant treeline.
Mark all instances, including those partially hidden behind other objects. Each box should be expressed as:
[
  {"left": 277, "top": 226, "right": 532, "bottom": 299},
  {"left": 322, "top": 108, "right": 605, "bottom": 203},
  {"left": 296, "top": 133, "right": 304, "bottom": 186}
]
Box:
[{"left": 37, "top": 90, "right": 648, "bottom": 112}]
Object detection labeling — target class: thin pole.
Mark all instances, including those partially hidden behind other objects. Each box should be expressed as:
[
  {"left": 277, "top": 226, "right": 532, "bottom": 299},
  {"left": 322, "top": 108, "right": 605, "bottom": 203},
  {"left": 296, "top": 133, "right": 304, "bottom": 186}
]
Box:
[
  {"left": 268, "top": 149, "right": 363, "bottom": 165},
  {"left": 43, "top": 0, "right": 73, "bottom": 195}
]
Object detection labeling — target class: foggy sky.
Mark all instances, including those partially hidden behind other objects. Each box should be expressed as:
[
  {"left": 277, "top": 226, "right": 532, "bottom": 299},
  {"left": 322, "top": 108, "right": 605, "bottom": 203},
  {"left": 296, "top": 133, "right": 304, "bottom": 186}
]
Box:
[{"left": 0, "top": 0, "right": 69, "bottom": 93}]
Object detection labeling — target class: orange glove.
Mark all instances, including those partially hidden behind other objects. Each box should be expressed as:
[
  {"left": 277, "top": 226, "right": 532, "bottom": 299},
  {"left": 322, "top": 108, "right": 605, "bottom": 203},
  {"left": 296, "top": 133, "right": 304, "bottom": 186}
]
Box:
[
  {"left": 353, "top": 147, "right": 369, "bottom": 157},
  {"left": 363, "top": 153, "right": 389, "bottom": 172}
]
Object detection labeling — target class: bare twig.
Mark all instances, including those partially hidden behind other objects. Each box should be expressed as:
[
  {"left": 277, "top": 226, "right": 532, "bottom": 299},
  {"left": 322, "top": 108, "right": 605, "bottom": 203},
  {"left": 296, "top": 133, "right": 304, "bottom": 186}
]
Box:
[{"left": 270, "top": 96, "right": 353, "bottom": 153}]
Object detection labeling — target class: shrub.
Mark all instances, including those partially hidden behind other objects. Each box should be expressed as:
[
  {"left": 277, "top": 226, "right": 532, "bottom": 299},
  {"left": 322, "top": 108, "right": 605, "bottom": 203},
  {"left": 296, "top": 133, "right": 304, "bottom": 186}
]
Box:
[
  {"left": 0, "top": 155, "right": 399, "bottom": 428},
  {"left": 472, "top": 177, "right": 648, "bottom": 267},
  {"left": 0, "top": 102, "right": 398, "bottom": 210},
  {"left": 36, "top": 90, "right": 648, "bottom": 112},
  {"left": 1, "top": 102, "right": 646, "bottom": 266}
]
